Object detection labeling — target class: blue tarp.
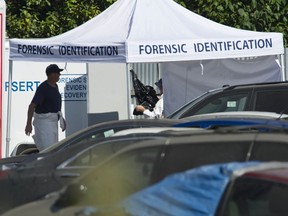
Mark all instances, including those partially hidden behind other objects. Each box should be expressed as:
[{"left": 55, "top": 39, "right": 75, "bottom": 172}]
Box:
[
  {"left": 121, "top": 161, "right": 260, "bottom": 216},
  {"left": 173, "top": 118, "right": 288, "bottom": 129}
]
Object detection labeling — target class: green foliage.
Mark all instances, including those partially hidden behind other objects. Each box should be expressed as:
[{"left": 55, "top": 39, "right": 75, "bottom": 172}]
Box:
[
  {"left": 6, "top": 0, "right": 104, "bottom": 38},
  {"left": 6, "top": 0, "right": 288, "bottom": 47},
  {"left": 175, "top": 0, "right": 288, "bottom": 46}
]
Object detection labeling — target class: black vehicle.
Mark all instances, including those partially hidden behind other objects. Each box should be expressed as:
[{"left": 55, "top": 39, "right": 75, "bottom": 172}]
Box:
[
  {"left": 0, "top": 126, "right": 196, "bottom": 214},
  {"left": 0, "top": 118, "right": 184, "bottom": 166},
  {"left": 5, "top": 129, "right": 288, "bottom": 216},
  {"left": 167, "top": 81, "right": 288, "bottom": 119}
]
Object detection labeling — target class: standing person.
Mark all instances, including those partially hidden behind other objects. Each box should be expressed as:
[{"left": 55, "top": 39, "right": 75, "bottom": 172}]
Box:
[
  {"left": 25, "top": 64, "right": 66, "bottom": 151},
  {"left": 134, "top": 78, "right": 164, "bottom": 119}
]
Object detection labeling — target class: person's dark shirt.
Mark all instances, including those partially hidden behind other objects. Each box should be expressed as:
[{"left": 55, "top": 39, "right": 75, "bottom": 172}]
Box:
[{"left": 32, "top": 81, "right": 62, "bottom": 114}]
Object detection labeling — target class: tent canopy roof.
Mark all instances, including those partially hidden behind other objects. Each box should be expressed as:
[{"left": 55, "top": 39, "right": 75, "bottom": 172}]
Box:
[{"left": 9, "top": 0, "right": 284, "bottom": 63}]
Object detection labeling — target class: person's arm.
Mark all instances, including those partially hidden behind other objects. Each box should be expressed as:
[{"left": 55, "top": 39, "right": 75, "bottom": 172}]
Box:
[
  {"left": 58, "top": 111, "right": 67, "bottom": 132},
  {"left": 143, "top": 97, "right": 164, "bottom": 119},
  {"left": 62, "top": 118, "right": 67, "bottom": 132},
  {"left": 143, "top": 109, "right": 157, "bottom": 118},
  {"left": 25, "top": 102, "right": 36, "bottom": 136},
  {"left": 134, "top": 96, "right": 164, "bottom": 119}
]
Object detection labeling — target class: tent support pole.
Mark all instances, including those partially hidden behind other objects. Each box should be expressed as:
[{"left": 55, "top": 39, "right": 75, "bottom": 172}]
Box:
[
  {"left": 281, "top": 54, "right": 286, "bottom": 81},
  {"left": 126, "top": 63, "right": 132, "bottom": 119},
  {"left": 6, "top": 60, "right": 13, "bottom": 157}
]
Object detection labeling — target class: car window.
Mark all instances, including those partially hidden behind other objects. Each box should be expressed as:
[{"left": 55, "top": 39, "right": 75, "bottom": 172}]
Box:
[
  {"left": 254, "top": 90, "right": 288, "bottom": 114},
  {"left": 250, "top": 141, "right": 288, "bottom": 162},
  {"left": 154, "top": 141, "right": 252, "bottom": 183},
  {"left": 62, "top": 142, "right": 117, "bottom": 167},
  {"left": 193, "top": 93, "right": 249, "bottom": 116},
  {"left": 61, "top": 137, "right": 160, "bottom": 168},
  {"left": 76, "top": 146, "right": 163, "bottom": 205},
  {"left": 107, "top": 147, "right": 162, "bottom": 189},
  {"left": 219, "top": 177, "right": 288, "bottom": 216},
  {"left": 166, "top": 91, "right": 211, "bottom": 119}
]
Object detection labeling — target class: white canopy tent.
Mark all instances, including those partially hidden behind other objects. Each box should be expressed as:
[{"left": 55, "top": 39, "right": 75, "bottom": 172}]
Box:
[
  {"left": 9, "top": 0, "right": 284, "bottom": 62},
  {"left": 7, "top": 0, "right": 285, "bottom": 154}
]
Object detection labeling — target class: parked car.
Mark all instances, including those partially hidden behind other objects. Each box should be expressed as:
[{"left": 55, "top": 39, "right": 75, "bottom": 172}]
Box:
[
  {"left": 0, "top": 126, "right": 203, "bottom": 214},
  {"left": 0, "top": 118, "right": 184, "bottom": 166},
  {"left": 115, "top": 161, "right": 288, "bottom": 216},
  {"left": 4, "top": 130, "right": 288, "bottom": 216},
  {"left": 167, "top": 82, "right": 288, "bottom": 119}
]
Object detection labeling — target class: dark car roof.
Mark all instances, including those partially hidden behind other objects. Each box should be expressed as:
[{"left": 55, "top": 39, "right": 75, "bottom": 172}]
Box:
[
  {"left": 116, "top": 130, "right": 288, "bottom": 148},
  {"left": 0, "top": 118, "right": 185, "bottom": 166},
  {"left": 223, "top": 81, "right": 288, "bottom": 91},
  {"left": 83, "top": 130, "right": 288, "bottom": 176},
  {"left": 56, "top": 127, "right": 207, "bottom": 169},
  {"left": 92, "top": 131, "right": 288, "bottom": 179},
  {"left": 242, "top": 164, "right": 288, "bottom": 183},
  {"left": 42, "top": 118, "right": 185, "bottom": 153}
]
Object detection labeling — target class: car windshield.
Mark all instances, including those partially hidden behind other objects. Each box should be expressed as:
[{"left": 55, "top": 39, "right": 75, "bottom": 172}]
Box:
[{"left": 166, "top": 91, "right": 211, "bottom": 119}]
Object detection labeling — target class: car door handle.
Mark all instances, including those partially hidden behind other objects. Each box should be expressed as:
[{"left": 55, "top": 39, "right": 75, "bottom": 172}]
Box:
[{"left": 60, "top": 173, "right": 81, "bottom": 178}]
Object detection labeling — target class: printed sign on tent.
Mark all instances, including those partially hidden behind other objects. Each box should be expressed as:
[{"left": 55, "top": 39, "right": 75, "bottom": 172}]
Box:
[{"left": 57, "top": 74, "right": 87, "bottom": 101}]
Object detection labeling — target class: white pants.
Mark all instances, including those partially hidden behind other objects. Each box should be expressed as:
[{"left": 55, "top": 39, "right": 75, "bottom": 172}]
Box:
[{"left": 33, "top": 113, "right": 59, "bottom": 151}]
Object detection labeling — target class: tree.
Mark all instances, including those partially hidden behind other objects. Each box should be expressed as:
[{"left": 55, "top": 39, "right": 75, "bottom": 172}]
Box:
[
  {"left": 175, "top": 0, "right": 288, "bottom": 46},
  {"left": 6, "top": 0, "right": 288, "bottom": 46},
  {"left": 6, "top": 0, "right": 111, "bottom": 38}
]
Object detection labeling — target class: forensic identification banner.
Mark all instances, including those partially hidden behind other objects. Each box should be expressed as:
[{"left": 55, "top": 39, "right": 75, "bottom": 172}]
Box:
[{"left": 126, "top": 35, "right": 284, "bottom": 63}]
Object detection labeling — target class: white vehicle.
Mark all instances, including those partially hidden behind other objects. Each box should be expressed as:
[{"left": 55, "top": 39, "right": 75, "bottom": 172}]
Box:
[
  {"left": 183, "top": 111, "right": 288, "bottom": 121},
  {"left": 111, "top": 127, "right": 203, "bottom": 137}
]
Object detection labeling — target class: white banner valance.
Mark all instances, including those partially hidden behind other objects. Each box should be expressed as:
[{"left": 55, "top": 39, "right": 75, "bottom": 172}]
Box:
[{"left": 127, "top": 35, "right": 284, "bottom": 63}]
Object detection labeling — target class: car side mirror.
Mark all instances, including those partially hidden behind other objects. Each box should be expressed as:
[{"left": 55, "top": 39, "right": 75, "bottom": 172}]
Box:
[{"left": 52, "top": 183, "right": 86, "bottom": 211}]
